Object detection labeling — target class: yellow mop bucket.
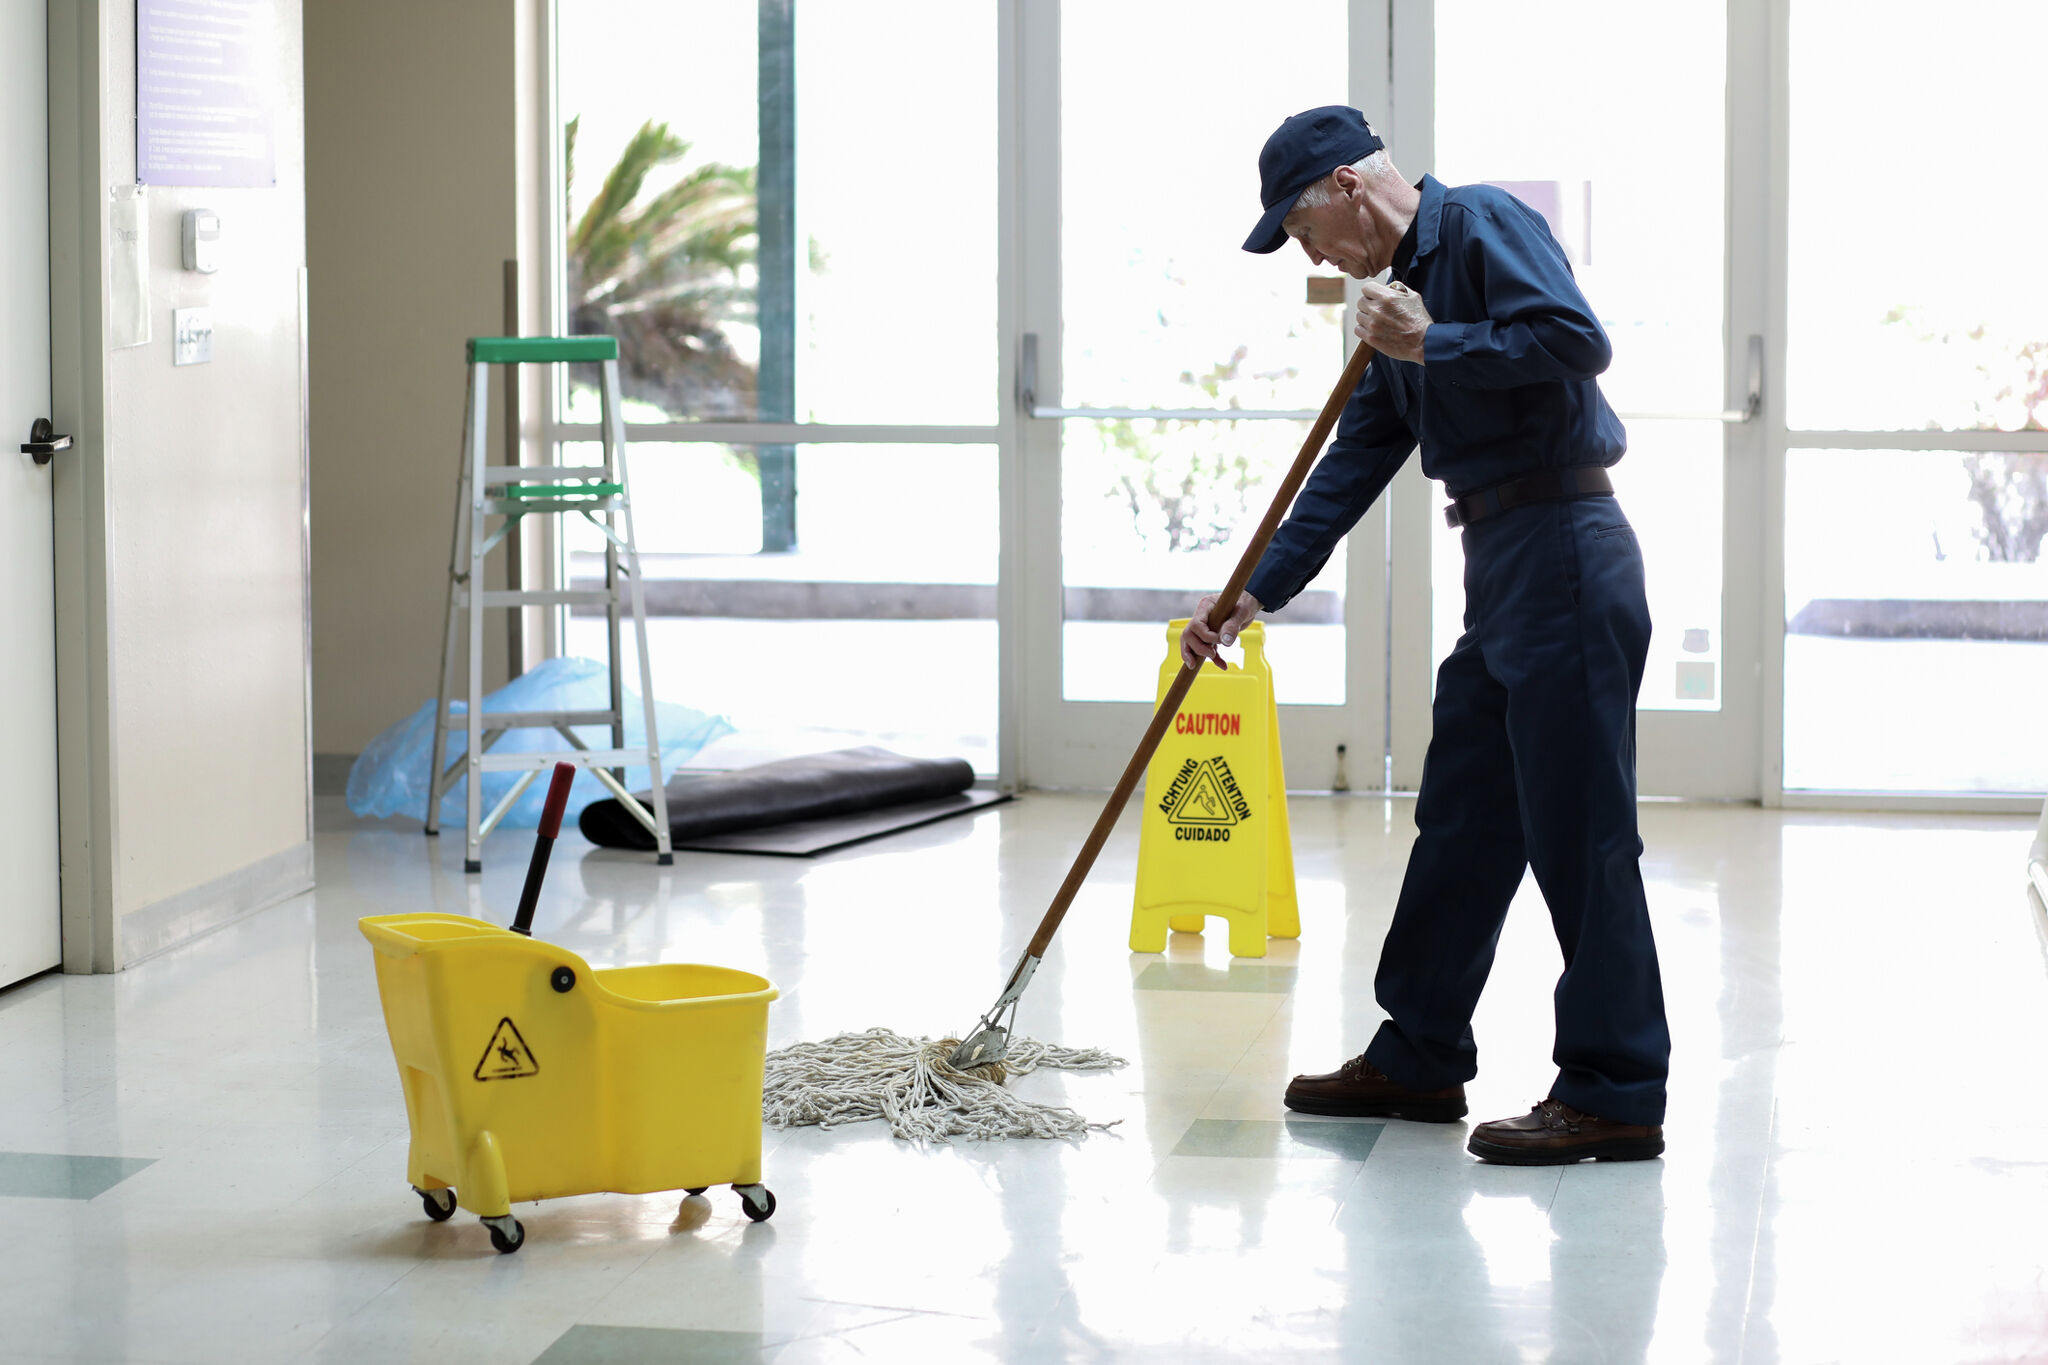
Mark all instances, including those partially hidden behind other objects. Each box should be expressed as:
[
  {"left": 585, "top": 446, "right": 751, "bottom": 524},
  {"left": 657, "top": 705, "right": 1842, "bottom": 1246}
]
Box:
[{"left": 361, "top": 765, "right": 778, "bottom": 1252}]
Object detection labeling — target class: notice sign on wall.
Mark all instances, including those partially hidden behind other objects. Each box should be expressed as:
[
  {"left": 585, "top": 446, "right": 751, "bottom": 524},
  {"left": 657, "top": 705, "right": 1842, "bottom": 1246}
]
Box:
[{"left": 137, "top": 0, "right": 276, "bottom": 188}]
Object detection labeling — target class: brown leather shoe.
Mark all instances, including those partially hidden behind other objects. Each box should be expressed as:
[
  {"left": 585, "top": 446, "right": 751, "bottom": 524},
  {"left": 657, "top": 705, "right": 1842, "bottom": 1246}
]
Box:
[
  {"left": 1283, "top": 1053, "right": 1467, "bottom": 1122},
  {"left": 1467, "top": 1098, "right": 1664, "bottom": 1164}
]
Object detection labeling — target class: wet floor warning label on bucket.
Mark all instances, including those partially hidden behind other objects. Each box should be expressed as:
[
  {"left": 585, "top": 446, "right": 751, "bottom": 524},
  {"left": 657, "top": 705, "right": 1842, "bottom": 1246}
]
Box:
[
  {"left": 474, "top": 1017, "right": 540, "bottom": 1081},
  {"left": 1132, "top": 621, "right": 1297, "bottom": 957}
]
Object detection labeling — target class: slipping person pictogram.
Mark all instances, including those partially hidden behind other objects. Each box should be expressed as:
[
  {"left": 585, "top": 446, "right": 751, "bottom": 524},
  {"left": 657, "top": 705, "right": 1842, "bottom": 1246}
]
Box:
[
  {"left": 1183, "top": 106, "right": 1669, "bottom": 1165},
  {"left": 473, "top": 1017, "right": 540, "bottom": 1081},
  {"left": 1165, "top": 759, "right": 1249, "bottom": 829}
]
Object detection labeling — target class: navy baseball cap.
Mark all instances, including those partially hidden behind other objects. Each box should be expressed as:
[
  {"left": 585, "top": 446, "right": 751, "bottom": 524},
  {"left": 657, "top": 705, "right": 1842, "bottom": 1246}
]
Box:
[{"left": 1243, "top": 106, "right": 1385, "bottom": 254}]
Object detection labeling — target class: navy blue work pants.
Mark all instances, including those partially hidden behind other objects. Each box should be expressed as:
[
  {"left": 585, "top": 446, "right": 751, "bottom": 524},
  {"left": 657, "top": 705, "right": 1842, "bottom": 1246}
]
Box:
[{"left": 1363, "top": 493, "right": 1671, "bottom": 1125}]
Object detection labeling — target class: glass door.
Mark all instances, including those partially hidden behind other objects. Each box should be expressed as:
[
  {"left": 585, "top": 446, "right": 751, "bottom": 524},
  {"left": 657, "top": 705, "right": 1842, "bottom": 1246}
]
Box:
[
  {"left": 1774, "top": 0, "right": 2048, "bottom": 798},
  {"left": 1403, "top": 0, "right": 1767, "bottom": 798},
  {"left": 1016, "top": 0, "right": 1390, "bottom": 790},
  {"left": 552, "top": 0, "right": 1005, "bottom": 776}
]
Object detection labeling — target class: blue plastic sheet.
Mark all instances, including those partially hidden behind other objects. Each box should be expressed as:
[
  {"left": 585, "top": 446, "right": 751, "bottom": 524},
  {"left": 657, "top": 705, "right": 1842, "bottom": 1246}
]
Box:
[{"left": 346, "top": 657, "right": 732, "bottom": 829}]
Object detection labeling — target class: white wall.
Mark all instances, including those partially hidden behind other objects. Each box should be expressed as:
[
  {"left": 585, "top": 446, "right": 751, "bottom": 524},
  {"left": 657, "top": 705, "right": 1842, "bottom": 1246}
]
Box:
[
  {"left": 305, "top": 0, "right": 525, "bottom": 761},
  {"left": 50, "top": 0, "right": 312, "bottom": 968}
]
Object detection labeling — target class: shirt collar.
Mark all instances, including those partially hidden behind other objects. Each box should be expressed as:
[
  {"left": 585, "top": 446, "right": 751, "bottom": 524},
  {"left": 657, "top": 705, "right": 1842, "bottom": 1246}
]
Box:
[
  {"left": 1389, "top": 216, "right": 1419, "bottom": 280},
  {"left": 1410, "top": 173, "right": 1446, "bottom": 264}
]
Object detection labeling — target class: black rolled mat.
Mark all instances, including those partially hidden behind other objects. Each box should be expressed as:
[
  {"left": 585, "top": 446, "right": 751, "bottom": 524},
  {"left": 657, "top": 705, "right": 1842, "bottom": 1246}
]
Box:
[{"left": 578, "top": 746, "right": 1008, "bottom": 857}]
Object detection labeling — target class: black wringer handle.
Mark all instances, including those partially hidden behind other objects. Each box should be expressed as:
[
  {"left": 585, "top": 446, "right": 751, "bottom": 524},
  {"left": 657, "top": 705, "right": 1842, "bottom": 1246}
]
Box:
[{"left": 512, "top": 762, "right": 577, "bottom": 937}]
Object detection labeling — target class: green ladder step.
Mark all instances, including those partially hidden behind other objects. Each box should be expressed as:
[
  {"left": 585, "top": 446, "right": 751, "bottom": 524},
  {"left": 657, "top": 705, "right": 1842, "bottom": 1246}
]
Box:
[
  {"left": 498, "top": 482, "right": 623, "bottom": 499},
  {"left": 467, "top": 335, "right": 618, "bottom": 365}
]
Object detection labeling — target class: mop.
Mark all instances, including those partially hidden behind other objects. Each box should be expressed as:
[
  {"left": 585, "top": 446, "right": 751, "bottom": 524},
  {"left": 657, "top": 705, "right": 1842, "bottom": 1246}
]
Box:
[
  {"left": 765, "top": 1029, "right": 1125, "bottom": 1144},
  {"left": 762, "top": 339, "right": 1379, "bottom": 1143}
]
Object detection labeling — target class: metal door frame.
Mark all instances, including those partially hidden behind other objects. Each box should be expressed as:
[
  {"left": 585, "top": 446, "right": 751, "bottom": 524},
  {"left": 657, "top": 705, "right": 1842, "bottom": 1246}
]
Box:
[
  {"left": 1757, "top": 0, "right": 2048, "bottom": 812},
  {"left": 1010, "top": 0, "right": 1397, "bottom": 791},
  {"left": 536, "top": 0, "right": 1017, "bottom": 784},
  {"left": 1385, "top": 0, "right": 1772, "bottom": 800}
]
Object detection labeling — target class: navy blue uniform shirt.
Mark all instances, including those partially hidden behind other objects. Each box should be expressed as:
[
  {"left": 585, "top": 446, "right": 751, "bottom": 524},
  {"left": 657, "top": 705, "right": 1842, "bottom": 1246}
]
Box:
[{"left": 1245, "top": 174, "right": 1627, "bottom": 612}]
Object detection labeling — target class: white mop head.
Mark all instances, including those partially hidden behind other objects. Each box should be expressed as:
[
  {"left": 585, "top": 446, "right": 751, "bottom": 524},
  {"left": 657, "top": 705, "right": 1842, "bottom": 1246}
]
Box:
[{"left": 763, "top": 1027, "right": 1127, "bottom": 1144}]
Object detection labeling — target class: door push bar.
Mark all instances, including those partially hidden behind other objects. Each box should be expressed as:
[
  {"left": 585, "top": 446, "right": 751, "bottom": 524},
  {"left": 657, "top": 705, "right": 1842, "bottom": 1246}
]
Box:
[
  {"left": 1017, "top": 332, "right": 1763, "bottom": 425},
  {"left": 1018, "top": 333, "right": 1321, "bottom": 421}
]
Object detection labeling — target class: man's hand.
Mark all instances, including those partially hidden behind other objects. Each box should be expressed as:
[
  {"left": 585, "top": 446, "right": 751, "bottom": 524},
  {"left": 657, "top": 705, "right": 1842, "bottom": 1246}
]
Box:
[
  {"left": 1180, "top": 591, "right": 1262, "bottom": 671},
  {"left": 1355, "top": 278, "right": 1432, "bottom": 364}
]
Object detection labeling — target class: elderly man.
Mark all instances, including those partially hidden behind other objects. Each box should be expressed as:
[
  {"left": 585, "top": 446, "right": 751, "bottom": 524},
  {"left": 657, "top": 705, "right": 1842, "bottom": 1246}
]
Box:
[{"left": 1182, "top": 106, "right": 1669, "bottom": 1164}]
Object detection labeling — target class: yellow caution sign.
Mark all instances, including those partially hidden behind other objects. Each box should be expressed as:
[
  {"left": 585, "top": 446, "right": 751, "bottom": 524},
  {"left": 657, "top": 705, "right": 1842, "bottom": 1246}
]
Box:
[{"left": 1131, "top": 620, "right": 1298, "bottom": 959}]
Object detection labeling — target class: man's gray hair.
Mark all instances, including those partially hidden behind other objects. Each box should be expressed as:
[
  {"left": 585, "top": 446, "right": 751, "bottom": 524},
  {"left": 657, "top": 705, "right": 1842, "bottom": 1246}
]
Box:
[{"left": 1287, "top": 150, "right": 1394, "bottom": 220}]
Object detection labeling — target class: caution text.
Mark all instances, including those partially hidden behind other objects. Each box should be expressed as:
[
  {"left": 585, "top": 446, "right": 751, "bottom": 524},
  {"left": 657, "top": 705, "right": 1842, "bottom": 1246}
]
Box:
[{"left": 1174, "top": 711, "right": 1242, "bottom": 737}]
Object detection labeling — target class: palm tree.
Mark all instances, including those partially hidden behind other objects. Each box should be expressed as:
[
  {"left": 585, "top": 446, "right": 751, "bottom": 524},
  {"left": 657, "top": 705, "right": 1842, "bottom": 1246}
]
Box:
[{"left": 565, "top": 116, "right": 758, "bottom": 418}]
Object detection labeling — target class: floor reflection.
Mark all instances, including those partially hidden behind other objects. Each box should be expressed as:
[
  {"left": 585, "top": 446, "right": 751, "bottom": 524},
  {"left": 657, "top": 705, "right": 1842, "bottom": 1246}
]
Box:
[{"left": 1, "top": 796, "right": 2041, "bottom": 1362}]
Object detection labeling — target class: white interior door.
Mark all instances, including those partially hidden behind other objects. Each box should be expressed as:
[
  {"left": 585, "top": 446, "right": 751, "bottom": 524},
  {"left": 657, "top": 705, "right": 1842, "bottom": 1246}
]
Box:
[{"left": 1, "top": 0, "right": 61, "bottom": 988}]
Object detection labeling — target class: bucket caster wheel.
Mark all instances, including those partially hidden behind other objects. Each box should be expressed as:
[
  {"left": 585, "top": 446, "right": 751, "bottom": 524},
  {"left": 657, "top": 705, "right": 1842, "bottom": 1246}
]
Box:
[
  {"left": 415, "top": 1186, "right": 457, "bottom": 1222},
  {"left": 482, "top": 1214, "right": 525, "bottom": 1253},
  {"left": 735, "top": 1184, "right": 776, "bottom": 1223},
  {"left": 684, "top": 1187, "right": 708, "bottom": 1197}
]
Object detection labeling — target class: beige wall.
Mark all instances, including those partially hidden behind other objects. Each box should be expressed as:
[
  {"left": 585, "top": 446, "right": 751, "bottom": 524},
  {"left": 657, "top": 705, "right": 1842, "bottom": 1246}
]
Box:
[
  {"left": 49, "top": 0, "right": 313, "bottom": 966},
  {"left": 305, "top": 0, "right": 523, "bottom": 759}
]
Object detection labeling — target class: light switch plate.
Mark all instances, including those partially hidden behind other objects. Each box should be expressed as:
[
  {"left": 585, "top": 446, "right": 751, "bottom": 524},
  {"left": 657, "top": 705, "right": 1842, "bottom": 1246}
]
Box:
[{"left": 173, "top": 307, "right": 213, "bottom": 366}]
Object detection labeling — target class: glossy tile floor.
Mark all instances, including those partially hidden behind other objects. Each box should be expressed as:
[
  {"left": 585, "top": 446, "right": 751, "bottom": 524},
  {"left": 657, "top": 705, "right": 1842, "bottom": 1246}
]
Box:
[{"left": 3, "top": 795, "right": 2046, "bottom": 1363}]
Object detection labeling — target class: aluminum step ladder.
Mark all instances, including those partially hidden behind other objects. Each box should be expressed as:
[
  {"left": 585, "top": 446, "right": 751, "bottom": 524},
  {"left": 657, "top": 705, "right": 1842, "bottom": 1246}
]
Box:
[{"left": 424, "top": 335, "right": 672, "bottom": 871}]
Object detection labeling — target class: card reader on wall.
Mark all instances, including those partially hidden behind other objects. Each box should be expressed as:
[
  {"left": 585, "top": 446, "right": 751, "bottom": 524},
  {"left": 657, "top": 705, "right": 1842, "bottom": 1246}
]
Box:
[{"left": 181, "top": 210, "right": 219, "bottom": 273}]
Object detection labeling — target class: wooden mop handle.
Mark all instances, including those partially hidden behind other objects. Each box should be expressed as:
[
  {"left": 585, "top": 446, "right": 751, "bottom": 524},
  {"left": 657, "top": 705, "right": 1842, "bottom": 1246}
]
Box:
[{"left": 1021, "top": 340, "right": 1377, "bottom": 962}]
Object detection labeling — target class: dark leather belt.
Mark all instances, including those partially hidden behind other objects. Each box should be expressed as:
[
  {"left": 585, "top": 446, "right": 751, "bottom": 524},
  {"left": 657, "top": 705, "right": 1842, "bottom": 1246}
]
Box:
[{"left": 1443, "top": 465, "right": 1614, "bottom": 528}]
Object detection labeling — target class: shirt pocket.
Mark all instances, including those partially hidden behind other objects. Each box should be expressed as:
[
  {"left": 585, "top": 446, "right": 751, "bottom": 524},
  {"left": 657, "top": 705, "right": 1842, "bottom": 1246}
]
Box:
[{"left": 1426, "top": 377, "right": 1516, "bottom": 453}]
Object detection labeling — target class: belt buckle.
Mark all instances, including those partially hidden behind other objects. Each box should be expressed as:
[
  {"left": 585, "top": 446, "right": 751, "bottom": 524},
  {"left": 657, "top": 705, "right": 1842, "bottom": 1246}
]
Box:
[{"left": 1443, "top": 502, "right": 1463, "bottom": 529}]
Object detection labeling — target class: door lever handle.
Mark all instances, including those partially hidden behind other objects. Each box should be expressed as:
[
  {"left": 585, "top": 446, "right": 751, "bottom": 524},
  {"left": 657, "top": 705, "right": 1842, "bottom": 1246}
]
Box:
[{"left": 21, "top": 418, "right": 72, "bottom": 466}]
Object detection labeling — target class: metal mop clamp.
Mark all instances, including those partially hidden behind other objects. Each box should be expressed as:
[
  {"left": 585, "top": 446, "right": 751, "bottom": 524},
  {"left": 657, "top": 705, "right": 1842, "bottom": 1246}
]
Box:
[
  {"left": 949, "top": 339, "right": 1378, "bottom": 1071},
  {"left": 953, "top": 952, "right": 1039, "bottom": 1068}
]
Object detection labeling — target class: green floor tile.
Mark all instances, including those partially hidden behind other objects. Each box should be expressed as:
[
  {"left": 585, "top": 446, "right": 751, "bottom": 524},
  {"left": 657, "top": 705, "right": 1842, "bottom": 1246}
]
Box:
[
  {"left": 0, "top": 1152, "right": 156, "bottom": 1200},
  {"left": 533, "top": 1325, "right": 773, "bottom": 1364},
  {"left": 1171, "top": 1118, "right": 1385, "bottom": 1161}
]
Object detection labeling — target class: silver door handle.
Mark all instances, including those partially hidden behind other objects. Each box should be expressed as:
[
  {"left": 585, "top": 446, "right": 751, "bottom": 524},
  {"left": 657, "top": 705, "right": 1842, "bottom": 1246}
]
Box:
[
  {"left": 21, "top": 417, "right": 73, "bottom": 466},
  {"left": 1618, "top": 336, "right": 1764, "bottom": 424}
]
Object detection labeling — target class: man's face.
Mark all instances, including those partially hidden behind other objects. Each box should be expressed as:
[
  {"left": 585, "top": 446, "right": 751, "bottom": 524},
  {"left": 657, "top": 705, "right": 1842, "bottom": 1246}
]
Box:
[{"left": 1284, "top": 172, "right": 1375, "bottom": 278}]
